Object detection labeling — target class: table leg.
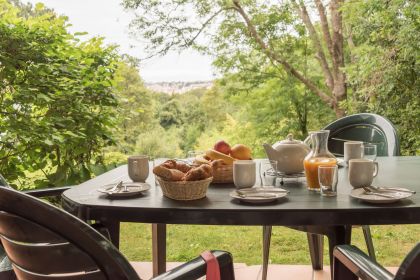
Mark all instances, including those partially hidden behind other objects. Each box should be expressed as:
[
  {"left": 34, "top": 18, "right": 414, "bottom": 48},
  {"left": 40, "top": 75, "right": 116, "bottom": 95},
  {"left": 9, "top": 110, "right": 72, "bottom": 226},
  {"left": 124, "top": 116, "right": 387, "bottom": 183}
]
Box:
[
  {"left": 262, "top": 225, "right": 272, "bottom": 280},
  {"left": 327, "top": 225, "right": 352, "bottom": 280},
  {"left": 307, "top": 233, "right": 324, "bottom": 270},
  {"left": 152, "top": 223, "right": 167, "bottom": 277},
  {"left": 101, "top": 220, "right": 120, "bottom": 248}
]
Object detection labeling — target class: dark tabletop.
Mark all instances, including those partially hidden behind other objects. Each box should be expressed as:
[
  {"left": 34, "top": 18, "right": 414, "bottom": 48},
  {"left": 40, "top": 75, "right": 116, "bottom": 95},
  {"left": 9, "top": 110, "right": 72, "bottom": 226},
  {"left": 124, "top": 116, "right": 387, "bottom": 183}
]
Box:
[{"left": 62, "top": 157, "right": 420, "bottom": 226}]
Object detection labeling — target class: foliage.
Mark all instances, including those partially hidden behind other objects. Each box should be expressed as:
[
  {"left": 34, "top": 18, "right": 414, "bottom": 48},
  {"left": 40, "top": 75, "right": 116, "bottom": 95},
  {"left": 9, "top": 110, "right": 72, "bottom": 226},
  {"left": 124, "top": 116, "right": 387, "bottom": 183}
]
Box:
[
  {"left": 134, "top": 126, "right": 183, "bottom": 159},
  {"left": 343, "top": 0, "right": 420, "bottom": 155},
  {"left": 0, "top": 0, "right": 119, "bottom": 188},
  {"left": 110, "top": 59, "right": 154, "bottom": 154}
]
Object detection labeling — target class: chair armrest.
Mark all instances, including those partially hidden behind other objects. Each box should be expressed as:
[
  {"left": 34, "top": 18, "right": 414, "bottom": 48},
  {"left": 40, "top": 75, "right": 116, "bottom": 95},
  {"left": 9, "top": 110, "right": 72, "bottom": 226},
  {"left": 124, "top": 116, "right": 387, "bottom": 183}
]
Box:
[
  {"left": 151, "top": 250, "right": 234, "bottom": 280},
  {"left": 333, "top": 245, "right": 393, "bottom": 280},
  {"left": 23, "top": 186, "right": 71, "bottom": 198}
]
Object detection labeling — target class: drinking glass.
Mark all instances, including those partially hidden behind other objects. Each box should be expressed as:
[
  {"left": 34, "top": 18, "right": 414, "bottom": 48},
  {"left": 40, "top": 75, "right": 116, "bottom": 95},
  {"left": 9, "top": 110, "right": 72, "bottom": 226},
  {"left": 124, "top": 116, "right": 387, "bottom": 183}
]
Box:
[
  {"left": 260, "top": 160, "right": 277, "bottom": 187},
  {"left": 363, "top": 144, "right": 377, "bottom": 161},
  {"left": 318, "top": 165, "right": 338, "bottom": 197}
]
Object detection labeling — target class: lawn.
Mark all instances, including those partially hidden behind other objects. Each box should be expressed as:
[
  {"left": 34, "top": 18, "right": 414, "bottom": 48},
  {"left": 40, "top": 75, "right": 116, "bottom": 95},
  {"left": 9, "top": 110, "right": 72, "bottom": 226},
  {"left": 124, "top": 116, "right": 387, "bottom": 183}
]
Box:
[{"left": 120, "top": 223, "right": 419, "bottom": 266}]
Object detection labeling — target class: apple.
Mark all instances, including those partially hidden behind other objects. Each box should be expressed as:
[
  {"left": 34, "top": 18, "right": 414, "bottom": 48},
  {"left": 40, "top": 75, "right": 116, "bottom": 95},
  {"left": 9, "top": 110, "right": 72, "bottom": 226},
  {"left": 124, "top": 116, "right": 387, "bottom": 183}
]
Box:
[
  {"left": 213, "top": 140, "right": 231, "bottom": 155},
  {"left": 230, "top": 144, "right": 252, "bottom": 160}
]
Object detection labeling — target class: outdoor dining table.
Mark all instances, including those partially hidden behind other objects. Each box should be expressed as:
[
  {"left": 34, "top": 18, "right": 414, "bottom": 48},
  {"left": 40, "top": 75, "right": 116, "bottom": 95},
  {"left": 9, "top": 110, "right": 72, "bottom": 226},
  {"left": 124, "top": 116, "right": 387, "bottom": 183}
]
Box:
[{"left": 61, "top": 156, "right": 420, "bottom": 277}]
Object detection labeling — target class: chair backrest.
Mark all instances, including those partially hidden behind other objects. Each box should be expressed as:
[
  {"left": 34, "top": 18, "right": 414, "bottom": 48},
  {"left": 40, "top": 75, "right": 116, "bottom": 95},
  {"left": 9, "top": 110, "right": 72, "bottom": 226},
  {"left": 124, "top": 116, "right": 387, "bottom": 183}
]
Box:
[
  {"left": 0, "top": 187, "right": 140, "bottom": 280},
  {"left": 0, "top": 174, "right": 9, "bottom": 188},
  {"left": 395, "top": 243, "right": 420, "bottom": 280},
  {"left": 323, "top": 113, "right": 400, "bottom": 157}
]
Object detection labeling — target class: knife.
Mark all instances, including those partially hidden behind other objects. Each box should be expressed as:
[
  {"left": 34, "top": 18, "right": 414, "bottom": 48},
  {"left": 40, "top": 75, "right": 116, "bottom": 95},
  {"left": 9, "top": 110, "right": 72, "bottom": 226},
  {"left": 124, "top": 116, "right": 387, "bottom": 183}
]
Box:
[
  {"left": 237, "top": 188, "right": 288, "bottom": 195},
  {"left": 237, "top": 192, "right": 278, "bottom": 198}
]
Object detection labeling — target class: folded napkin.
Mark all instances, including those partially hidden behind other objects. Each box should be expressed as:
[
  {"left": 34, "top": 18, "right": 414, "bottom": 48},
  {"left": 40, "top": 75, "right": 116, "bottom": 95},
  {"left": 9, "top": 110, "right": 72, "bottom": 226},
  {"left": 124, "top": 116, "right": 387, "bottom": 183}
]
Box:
[{"left": 200, "top": 251, "right": 220, "bottom": 280}]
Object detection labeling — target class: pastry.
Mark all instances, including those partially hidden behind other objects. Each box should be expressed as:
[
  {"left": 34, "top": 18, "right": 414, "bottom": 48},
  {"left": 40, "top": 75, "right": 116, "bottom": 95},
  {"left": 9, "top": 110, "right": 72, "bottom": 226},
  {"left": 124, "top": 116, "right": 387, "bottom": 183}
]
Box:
[
  {"left": 161, "top": 160, "right": 177, "bottom": 169},
  {"left": 153, "top": 165, "right": 184, "bottom": 181},
  {"left": 183, "top": 164, "right": 212, "bottom": 181},
  {"left": 175, "top": 162, "right": 192, "bottom": 173}
]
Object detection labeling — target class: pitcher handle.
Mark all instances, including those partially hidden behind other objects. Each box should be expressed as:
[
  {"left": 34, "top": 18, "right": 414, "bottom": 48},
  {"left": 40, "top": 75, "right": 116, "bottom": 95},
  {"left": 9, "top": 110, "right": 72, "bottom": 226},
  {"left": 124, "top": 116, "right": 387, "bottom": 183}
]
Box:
[{"left": 303, "top": 136, "right": 311, "bottom": 147}]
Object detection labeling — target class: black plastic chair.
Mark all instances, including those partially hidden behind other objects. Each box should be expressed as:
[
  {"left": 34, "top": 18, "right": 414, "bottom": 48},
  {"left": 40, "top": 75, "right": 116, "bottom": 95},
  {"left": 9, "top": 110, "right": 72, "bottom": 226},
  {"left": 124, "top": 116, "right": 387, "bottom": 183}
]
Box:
[
  {"left": 333, "top": 244, "right": 420, "bottom": 280},
  {"left": 0, "top": 174, "right": 71, "bottom": 280},
  {"left": 0, "top": 187, "right": 235, "bottom": 280},
  {"left": 262, "top": 113, "right": 400, "bottom": 279}
]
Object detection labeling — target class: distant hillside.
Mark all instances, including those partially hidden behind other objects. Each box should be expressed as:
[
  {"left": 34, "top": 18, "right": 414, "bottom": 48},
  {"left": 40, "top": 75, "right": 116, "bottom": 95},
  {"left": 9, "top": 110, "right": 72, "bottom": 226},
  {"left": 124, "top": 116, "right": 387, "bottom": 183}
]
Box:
[{"left": 145, "top": 81, "right": 213, "bottom": 94}]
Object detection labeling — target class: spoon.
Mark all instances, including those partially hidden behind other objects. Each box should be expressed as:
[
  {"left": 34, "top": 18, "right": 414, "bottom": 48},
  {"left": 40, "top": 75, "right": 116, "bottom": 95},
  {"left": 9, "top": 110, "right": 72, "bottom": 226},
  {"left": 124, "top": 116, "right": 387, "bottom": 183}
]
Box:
[
  {"left": 362, "top": 187, "right": 399, "bottom": 199},
  {"left": 369, "top": 185, "right": 416, "bottom": 194}
]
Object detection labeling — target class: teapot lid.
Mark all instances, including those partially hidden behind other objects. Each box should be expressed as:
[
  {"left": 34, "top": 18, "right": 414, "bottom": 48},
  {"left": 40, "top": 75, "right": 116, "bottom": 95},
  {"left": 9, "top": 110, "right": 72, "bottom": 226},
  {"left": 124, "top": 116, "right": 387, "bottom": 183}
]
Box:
[{"left": 279, "top": 134, "right": 302, "bottom": 144}]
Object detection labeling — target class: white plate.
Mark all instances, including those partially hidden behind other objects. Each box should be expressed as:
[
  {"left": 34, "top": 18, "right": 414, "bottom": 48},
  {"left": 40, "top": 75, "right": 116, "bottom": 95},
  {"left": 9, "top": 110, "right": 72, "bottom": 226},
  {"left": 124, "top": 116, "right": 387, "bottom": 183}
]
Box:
[
  {"left": 97, "top": 182, "right": 150, "bottom": 197},
  {"left": 350, "top": 188, "right": 414, "bottom": 204},
  {"left": 230, "top": 188, "right": 288, "bottom": 204}
]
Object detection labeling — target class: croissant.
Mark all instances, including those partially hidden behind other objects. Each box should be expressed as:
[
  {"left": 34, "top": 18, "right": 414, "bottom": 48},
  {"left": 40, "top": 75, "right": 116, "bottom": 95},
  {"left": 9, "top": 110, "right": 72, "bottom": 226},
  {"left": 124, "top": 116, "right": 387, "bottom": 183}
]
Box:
[
  {"left": 175, "top": 162, "right": 192, "bottom": 173},
  {"left": 161, "top": 160, "right": 177, "bottom": 169},
  {"left": 183, "top": 164, "right": 212, "bottom": 181},
  {"left": 153, "top": 165, "right": 184, "bottom": 181}
]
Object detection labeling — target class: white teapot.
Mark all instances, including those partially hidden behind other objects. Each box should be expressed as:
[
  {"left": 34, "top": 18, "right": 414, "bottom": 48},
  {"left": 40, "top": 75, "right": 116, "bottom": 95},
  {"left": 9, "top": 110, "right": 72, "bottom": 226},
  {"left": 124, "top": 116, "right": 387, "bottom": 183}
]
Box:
[{"left": 263, "top": 134, "right": 310, "bottom": 174}]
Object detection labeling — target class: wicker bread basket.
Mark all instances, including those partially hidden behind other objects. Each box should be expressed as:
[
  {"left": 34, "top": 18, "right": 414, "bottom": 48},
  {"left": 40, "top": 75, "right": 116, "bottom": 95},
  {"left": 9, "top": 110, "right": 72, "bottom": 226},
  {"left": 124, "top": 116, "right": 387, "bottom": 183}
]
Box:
[
  {"left": 212, "top": 164, "right": 233, "bottom": 184},
  {"left": 156, "top": 176, "right": 213, "bottom": 200}
]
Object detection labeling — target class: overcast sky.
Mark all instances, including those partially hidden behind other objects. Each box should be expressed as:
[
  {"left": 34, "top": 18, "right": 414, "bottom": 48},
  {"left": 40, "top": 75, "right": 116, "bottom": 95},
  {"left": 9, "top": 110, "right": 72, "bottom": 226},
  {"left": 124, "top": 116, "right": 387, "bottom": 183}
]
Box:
[{"left": 25, "top": 0, "right": 215, "bottom": 82}]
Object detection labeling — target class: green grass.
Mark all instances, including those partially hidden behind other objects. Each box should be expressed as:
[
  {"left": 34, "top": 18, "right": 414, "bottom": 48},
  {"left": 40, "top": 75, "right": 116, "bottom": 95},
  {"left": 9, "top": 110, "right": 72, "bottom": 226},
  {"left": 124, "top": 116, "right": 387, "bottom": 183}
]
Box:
[{"left": 120, "top": 223, "right": 420, "bottom": 266}]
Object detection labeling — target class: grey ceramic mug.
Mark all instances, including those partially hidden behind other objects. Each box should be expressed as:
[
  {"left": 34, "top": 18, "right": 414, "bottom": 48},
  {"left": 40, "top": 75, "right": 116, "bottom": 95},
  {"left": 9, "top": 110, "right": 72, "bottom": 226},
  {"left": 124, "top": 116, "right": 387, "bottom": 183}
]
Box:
[
  {"left": 233, "top": 160, "right": 256, "bottom": 189},
  {"left": 348, "top": 159, "right": 379, "bottom": 188},
  {"left": 128, "top": 155, "right": 149, "bottom": 182},
  {"left": 344, "top": 141, "right": 364, "bottom": 163}
]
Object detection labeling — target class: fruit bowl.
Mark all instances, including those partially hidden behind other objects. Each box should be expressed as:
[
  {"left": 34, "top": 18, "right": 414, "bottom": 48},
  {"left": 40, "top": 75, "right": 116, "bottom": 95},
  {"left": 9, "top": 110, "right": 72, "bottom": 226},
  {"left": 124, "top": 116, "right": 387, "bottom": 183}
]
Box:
[{"left": 212, "top": 164, "right": 233, "bottom": 184}]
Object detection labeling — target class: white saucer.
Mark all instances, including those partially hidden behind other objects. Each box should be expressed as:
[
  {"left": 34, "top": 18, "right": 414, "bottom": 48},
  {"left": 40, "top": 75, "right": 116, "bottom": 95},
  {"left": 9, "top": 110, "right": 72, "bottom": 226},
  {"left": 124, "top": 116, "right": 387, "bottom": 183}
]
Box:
[
  {"left": 97, "top": 182, "right": 150, "bottom": 197},
  {"left": 350, "top": 188, "right": 414, "bottom": 204},
  {"left": 230, "top": 188, "right": 288, "bottom": 204}
]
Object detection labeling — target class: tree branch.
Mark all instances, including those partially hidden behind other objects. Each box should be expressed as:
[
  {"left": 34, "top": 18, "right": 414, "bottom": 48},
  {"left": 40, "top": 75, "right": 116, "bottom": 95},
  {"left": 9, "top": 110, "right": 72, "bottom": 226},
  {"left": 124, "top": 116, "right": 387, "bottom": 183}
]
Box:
[
  {"left": 314, "top": 0, "right": 334, "bottom": 61},
  {"left": 232, "top": 0, "right": 333, "bottom": 106},
  {"left": 141, "top": 8, "right": 230, "bottom": 60},
  {"left": 330, "top": 0, "right": 345, "bottom": 78},
  {"left": 344, "top": 23, "right": 356, "bottom": 63},
  {"left": 329, "top": 0, "right": 346, "bottom": 105},
  {"left": 293, "top": 0, "right": 334, "bottom": 90},
  {"left": 182, "top": 8, "right": 226, "bottom": 48}
]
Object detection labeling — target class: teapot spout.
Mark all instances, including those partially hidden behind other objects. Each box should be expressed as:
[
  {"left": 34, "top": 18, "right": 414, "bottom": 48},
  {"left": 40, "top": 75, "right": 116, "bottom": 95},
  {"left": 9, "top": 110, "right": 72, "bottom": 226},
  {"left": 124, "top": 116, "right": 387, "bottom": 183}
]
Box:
[{"left": 263, "top": 143, "right": 278, "bottom": 160}]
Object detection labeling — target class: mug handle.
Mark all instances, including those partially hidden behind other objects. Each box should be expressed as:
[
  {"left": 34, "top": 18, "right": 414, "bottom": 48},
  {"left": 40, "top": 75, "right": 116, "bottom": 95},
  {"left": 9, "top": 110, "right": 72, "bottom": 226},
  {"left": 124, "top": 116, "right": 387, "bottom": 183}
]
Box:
[{"left": 373, "top": 161, "right": 379, "bottom": 177}]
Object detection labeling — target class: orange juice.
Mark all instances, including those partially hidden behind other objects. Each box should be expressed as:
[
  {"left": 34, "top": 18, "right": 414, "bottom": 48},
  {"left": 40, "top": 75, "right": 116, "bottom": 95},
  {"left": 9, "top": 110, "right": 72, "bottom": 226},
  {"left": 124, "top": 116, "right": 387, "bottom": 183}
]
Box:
[{"left": 304, "top": 157, "right": 337, "bottom": 190}]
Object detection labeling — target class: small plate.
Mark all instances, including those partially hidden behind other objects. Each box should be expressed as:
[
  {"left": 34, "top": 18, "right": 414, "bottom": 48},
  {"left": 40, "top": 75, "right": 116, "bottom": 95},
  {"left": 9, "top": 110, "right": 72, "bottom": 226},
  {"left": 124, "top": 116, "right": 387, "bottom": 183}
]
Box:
[
  {"left": 230, "top": 188, "right": 288, "bottom": 204},
  {"left": 97, "top": 182, "right": 150, "bottom": 197},
  {"left": 350, "top": 188, "right": 414, "bottom": 204}
]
